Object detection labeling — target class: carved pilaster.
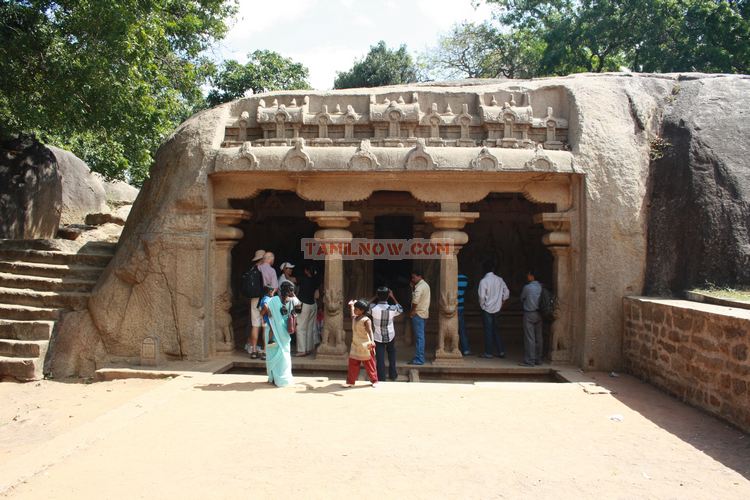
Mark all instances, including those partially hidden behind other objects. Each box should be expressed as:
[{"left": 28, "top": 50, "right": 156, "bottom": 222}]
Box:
[
  {"left": 213, "top": 209, "right": 251, "bottom": 354},
  {"left": 306, "top": 209, "right": 361, "bottom": 359},
  {"left": 424, "top": 210, "right": 479, "bottom": 364},
  {"left": 533, "top": 212, "right": 572, "bottom": 363}
]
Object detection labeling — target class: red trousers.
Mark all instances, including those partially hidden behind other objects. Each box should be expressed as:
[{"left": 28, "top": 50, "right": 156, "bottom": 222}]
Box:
[{"left": 347, "top": 356, "right": 378, "bottom": 385}]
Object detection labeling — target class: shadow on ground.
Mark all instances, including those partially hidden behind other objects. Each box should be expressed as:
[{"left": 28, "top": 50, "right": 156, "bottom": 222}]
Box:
[{"left": 592, "top": 373, "right": 750, "bottom": 480}]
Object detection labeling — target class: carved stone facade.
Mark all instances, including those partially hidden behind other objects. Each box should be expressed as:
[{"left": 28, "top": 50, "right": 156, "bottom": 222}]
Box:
[{"left": 222, "top": 88, "right": 569, "bottom": 151}]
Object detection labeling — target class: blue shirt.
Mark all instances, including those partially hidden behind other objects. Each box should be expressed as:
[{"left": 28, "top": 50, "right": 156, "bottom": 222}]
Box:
[
  {"left": 520, "top": 280, "right": 542, "bottom": 312},
  {"left": 457, "top": 274, "right": 469, "bottom": 311},
  {"left": 259, "top": 295, "right": 272, "bottom": 325}
]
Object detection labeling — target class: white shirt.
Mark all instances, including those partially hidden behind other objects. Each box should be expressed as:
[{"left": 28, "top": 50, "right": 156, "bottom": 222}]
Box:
[{"left": 478, "top": 272, "right": 510, "bottom": 314}]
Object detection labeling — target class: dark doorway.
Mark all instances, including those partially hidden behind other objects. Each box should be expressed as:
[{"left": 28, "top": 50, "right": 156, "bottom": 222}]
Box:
[{"left": 373, "top": 215, "right": 414, "bottom": 301}]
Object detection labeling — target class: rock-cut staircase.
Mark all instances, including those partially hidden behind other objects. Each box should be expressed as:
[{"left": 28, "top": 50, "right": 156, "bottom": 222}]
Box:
[{"left": 0, "top": 240, "right": 115, "bottom": 381}]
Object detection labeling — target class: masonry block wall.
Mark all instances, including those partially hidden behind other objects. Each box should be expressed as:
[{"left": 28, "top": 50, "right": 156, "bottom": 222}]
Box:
[{"left": 623, "top": 297, "right": 750, "bottom": 433}]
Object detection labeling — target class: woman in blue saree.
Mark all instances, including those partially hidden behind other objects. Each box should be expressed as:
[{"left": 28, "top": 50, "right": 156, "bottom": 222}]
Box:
[{"left": 263, "top": 282, "right": 297, "bottom": 386}]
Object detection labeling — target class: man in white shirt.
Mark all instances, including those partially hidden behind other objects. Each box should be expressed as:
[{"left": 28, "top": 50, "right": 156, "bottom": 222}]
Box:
[
  {"left": 369, "top": 286, "right": 403, "bottom": 381},
  {"left": 478, "top": 262, "right": 510, "bottom": 359}
]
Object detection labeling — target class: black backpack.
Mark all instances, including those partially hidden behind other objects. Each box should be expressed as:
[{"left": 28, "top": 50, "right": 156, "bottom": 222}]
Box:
[
  {"left": 539, "top": 287, "right": 556, "bottom": 321},
  {"left": 241, "top": 265, "right": 264, "bottom": 299}
]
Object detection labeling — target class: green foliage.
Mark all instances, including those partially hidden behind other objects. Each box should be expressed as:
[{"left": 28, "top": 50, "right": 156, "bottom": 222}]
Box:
[
  {"left": 334, "top": 41, "right": 420, "bottom": 89},
  {"left": 0, "top": 0, "right": 237, "bottom": 186},
  {"left": 206, "top": 50, "right": 310, "bottom": 107},
  {"left": 424, "top": 22, "right": 544, "bottom": 79},
  {"left": 484, "top": 0, "right": 750, "bottom": 75}
]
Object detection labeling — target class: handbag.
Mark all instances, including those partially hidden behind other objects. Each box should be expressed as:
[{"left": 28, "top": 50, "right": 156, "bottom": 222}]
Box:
[{"left": 287, "top": 311, "right": 297, "bottom": 334}]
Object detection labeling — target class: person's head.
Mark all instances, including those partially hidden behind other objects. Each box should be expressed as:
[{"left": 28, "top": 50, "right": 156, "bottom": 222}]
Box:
[
  {"left": 410, "top": 269, "right": 423, "bottom": 285},
  {"left": 353, "top": 299, "right": 369, "bottom": 316},
  {"left": 482, "top": 260, "right": 495, "bottom": 275},
  {"left": 251, "top": 249, "right": 266, "bottom": 265},
  {"left": 376, "top": 286, "right": 390, "bottom": 302},
  {"left": 526, "top": 270, "right": 536, "bottom": 282},
  {"left": 279, "top": 280, "right": 295, "bottom": 300},
  {"left": 280, "top": 262, "right": 295, "bottom": 276},
  {"left": 263, "top": 284, "right": 275, "bottom": 297},
  {"left": 263, "top": 252, "right": 275, "bottom": 265}
]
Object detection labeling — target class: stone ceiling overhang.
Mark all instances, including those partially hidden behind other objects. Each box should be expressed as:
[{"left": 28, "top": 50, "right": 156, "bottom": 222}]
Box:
[{"left": 212, "top": 139, "right": 580, "bottom": 175}]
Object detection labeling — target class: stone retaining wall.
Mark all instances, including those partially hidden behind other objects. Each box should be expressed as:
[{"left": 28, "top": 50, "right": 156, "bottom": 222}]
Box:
[{"left": 623, "top": 297, "right": 750, "bottom": 433}]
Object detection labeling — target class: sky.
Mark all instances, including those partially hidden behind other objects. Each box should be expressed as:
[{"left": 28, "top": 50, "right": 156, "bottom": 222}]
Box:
[{"left": 208, "top": 0, "right": 496, "bottom": 90}]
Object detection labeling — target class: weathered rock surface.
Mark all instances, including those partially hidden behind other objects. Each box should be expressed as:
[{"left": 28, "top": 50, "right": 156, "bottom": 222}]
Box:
[
  {"left": 645, "top": 75, "right": 750, "bottom": 295},
  {"left": 101, "top": 178, "right": 139, "bottom": 206},
  {"left": 48, "top": 73, "right": 749, "bottom": 377},
  {"left": 0, "top": 136, "right": 62, "bottom": 239},
  {"left": 48, "top": 146, "right": 108, "bottom": 225}
]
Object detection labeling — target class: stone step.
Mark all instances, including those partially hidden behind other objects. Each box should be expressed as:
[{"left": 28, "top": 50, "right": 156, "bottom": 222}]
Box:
[
  {"left": 0, "top": 248, "right": 113, "bottom": 267},
  {"left": 0, "top": 239, "right": 117, "bottom": 254},
  {"left": 0, "top": 272, "right": 97, "bottom": 293},
  {"left": 0, "top": 356, "right": 42, "bottom": 381},
  {"left": 0, "top": 304, "right": 62, "bottom": 321},
  {"left": 0, "top": 320, "right": 53, "bottom": 340},
  {"left": 0, "top": 339, "right": 47, "bottom": 357},
  {"left": 0, "top": 287, "right": 89, "bottom": 310},
  {"left": 0, "top": 261, "right": 103, "bottom": 280}
]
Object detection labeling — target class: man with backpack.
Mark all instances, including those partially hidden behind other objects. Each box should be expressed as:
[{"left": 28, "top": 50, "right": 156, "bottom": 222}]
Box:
[
  {"left": 519, "top": 270, "right": 545, "bottom": 366},
  {"left": 242, "top": 249, "right": 267, "bottom": 359}
]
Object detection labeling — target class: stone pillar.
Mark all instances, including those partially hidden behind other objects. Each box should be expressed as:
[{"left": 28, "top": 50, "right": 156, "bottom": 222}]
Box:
[
  {"left": 306, "top": 206, "right": 361, "bottom": 359},
  {"left": 213, "top": 209, "right": 251, "bottom": 354},
  {"left": 424, "top": 207, "right": 479, "bottom": 363},
  {"left": 533, "top": 212, "right": 572, "bottom": 363}
]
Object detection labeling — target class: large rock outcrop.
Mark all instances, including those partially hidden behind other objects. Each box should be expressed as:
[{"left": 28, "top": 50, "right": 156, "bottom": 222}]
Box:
[
  {"left": 49, "top": 73, "right": 750, "bottom": 377},
  {"left": 645, "top": 75, "right": 750, "bottom": 294},
  {"left": 0, "top": 136, "right": 62, "bottom": 239},
  {"left": 48, "top": 146, "right": 109, "bottom": 225}
]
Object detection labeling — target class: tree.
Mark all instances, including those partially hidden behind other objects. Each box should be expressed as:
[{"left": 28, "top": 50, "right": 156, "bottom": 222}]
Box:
[
  {"left": 206, "top": 50, "right": 310, "bottom": 107},
  {"left": 0, "top": 0, "right": 237, "bottom": 185},
  {"left": 334, "top": 41, "right": 420, "bottom": 89},
  {"left": 484, "top": 0, "right": 750, "bottom": 75},
  {"left": 424, "top": 22, "right": 544, "bottom": 80}
]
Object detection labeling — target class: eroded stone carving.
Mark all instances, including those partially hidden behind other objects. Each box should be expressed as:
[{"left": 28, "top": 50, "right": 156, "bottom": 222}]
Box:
[
  {"left": 524, "top": 144, "right": 557, "bottom": 170},
  {"left": 347, "top": 140, "right": 380, "bottom": 170},
  {"left": 282, "top": 138, "right": 314, "bottom": 170},
  {"left": 239, "top": 142, "right": 259, "bottom": 169},
  {"left": 471, "top": 147, "right": 501, "bottom": 170},
  {"left": 405, "top": 139, "right": 436, "bottom": 170}
]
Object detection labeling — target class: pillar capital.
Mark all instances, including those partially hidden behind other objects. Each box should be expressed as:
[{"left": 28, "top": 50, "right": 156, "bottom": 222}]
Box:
[
  {"left": 533, "top": 212, "right": 571, "bottom": 247},
  {"left": 305, "top": 210, "right": 360, "bottom": 229},
  {"left": 423, "top": 211, "right": 480, "bottom": 230},
  {"left": 214, "top": 209, "right": 251, "bottom": 241}
]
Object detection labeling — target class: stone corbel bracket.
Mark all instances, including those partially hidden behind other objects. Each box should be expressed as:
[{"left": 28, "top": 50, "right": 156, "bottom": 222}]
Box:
[
  {"left": 282, "top": 138, "right": 314, "bottom": 170},
  {"left": 213, "top": 208, "right": 251, "bottom": 241},
  {"left": 533, "top": 212, "right": 571, "bottom": 246}
]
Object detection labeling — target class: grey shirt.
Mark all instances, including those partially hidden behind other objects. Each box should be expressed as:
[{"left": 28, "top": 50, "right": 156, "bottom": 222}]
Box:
[{"left": 520, "top": 280, "right": 542, "bottom": 312}]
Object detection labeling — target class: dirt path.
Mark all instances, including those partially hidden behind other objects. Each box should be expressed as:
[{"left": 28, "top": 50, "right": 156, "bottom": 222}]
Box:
[{"left": 1, "top": 373, "right": 748, "bottom": 499}]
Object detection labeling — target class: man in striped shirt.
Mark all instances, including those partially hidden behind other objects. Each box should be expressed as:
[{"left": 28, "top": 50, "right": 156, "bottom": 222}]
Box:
[
  {"left": 369, "top": 286, "right": 403, "bottom": 381},
  {"left": 457, "top": 271, "right": 471, "bottom": 355}
]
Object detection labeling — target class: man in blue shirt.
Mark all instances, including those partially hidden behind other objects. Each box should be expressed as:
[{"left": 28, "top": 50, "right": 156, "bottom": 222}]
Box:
[
  {"left": 457, "top": 271, "right": 471, "bottom": 355},
  {"left": 519, "top": 270, "right": 543, "bottom": 366}
]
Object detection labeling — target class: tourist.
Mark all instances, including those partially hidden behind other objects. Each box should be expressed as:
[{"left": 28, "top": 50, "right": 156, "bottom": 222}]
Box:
[
  {"left": 478, "top": 262, "right": 509, "bottom": 359},
  {"left": 278, "top": 261, "right": 297, "bottom": 289},
  {"left": 344, "top": 299, "right": 378, "bottom": 388},
  {"left": 519, "top": 270, "right": 543, "bottom": 367},
  {"left": 245, "top": 249, "right": 266, "bottom": 359},
  {"left": 408, "top": 269, "right": 430, "bottom": 365},
  {"left": 264, "top": 281, "right": 297, "bottom": 387},
  {"left": 457, "top": 269, "right": 471, "bottom": 355},
  {"left": 255, "top": 251, "right": 279, "bottom": 357},
  {"left": 369, "top": 286, "right": 403, "bottom": 381},
  {"left": 258, "top": 285, "right": 276, "bottom": 359},
  {"left": 295, "top": 264, "right": 320, "bottom": 357}
]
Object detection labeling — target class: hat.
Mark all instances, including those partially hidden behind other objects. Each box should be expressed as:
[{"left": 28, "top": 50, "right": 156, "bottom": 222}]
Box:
[
  {"left": 251, "top": 249, "right": 266, "bottom": 262},
  {"left": 280, "top": 262, "right": 295, "bottom": 270}
]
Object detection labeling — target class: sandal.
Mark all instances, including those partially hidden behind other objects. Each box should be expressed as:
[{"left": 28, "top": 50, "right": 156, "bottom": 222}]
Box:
[
  {"left": 250, "top": 351, "right": 259, "bottom": 359},
  {"left": 260, "top": 352, "right": 266, "bottom": 360}
]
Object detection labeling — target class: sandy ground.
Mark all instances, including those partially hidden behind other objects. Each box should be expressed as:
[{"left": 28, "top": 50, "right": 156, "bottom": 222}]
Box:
[{"left": 0, "top": 372, "right": 748, "bottom": 499}]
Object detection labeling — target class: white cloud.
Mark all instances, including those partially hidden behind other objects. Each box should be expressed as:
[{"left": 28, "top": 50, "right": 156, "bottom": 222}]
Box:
[{"left": 209, "top": 0, "right": 497, "bottom": 89}]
